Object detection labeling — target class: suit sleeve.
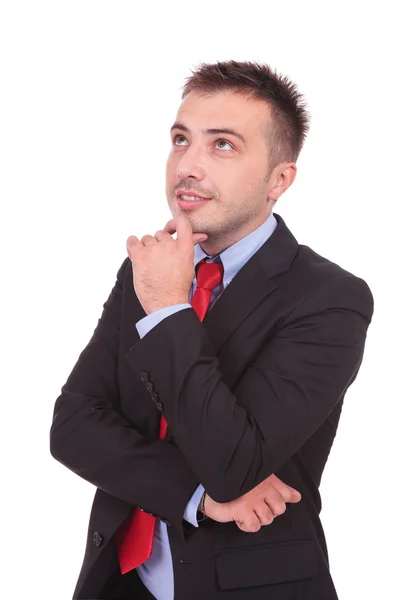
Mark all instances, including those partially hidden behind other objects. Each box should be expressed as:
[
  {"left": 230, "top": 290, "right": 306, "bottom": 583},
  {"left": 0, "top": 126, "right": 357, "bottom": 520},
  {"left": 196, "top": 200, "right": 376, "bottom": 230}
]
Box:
[
  {"left": 135, "top": 305, "right": 207, "bottom": 526},
  {"left": 136, "top": 304, "right": 192, "bottom": 337},
  {"left": 49, "top": 257, "right": 199, "bottom": 538},
  {"left": 123, "top": 275, "right": 374, "bottom": 503}
]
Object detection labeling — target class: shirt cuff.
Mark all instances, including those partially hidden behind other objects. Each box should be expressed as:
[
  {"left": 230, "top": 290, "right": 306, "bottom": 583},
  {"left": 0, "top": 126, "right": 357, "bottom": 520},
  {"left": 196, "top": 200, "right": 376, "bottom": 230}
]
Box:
[
  {"left": 183, "top": 483, "right": 205, "bottom": 527},
  {"left": 135, "top": 304, "right": 192, "bottom": 338}
]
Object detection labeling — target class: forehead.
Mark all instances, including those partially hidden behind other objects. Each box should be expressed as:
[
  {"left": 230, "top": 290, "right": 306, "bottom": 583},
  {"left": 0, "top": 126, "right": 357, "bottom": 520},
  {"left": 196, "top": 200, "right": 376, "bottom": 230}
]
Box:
[{"left": 174, "top": 90, "right": 271, "bottom": 135}]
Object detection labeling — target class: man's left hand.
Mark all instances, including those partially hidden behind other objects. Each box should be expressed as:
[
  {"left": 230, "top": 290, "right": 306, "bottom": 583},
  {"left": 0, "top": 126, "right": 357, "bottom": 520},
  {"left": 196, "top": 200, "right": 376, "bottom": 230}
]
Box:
[{"left": 126, "top": 216, "right": 208, "bottom": 315}]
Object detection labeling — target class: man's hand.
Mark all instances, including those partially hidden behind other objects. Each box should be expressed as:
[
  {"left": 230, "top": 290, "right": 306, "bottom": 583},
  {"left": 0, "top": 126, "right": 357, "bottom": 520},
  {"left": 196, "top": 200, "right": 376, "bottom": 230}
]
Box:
[
  {"left": 200, "top": 475, "right": 301, "bottom": 532},
  {"left": 126, "top": 216, "right": 208, "bottom": 315}
]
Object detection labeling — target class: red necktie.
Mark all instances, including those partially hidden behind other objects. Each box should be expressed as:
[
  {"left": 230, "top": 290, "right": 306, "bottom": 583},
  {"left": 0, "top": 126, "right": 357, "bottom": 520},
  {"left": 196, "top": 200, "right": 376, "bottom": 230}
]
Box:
[{"left": 115, "top": 259, "right": 224, "bottom": 574}]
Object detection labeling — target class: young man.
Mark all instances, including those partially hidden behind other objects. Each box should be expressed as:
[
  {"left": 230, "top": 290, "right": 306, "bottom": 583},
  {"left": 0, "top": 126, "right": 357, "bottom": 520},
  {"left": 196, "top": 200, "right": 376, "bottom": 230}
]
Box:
[{"left": 50, "top": 60, "right": 374, "bottom": 599}]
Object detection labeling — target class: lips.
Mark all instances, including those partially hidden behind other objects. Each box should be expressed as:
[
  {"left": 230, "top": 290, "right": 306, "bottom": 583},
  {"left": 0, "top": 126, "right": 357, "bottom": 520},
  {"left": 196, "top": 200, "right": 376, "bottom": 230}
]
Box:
[{"left": 177, "top": 196, "right": 211, "bottom": 210}]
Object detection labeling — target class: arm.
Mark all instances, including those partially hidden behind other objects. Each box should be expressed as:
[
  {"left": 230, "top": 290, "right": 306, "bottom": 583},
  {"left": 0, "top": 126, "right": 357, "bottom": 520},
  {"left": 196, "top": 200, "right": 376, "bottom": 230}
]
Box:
[
  {"left": 49, "top": 257, "right": 200, "bottom": 539},
  {"left": 123, "top": 275, "right": 374, "bottom": 503},
  {"left": 135, "top": 304, "right": 205, "bottom": 527}
]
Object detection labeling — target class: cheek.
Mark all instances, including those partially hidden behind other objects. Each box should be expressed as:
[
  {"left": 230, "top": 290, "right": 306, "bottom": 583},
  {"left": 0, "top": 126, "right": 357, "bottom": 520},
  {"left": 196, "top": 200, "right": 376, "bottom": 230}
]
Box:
[
  {"left": 234, "top": 161, "right": 264, "bottom": 192},
  {"left": 165, "top": 156, "right": 177, "bottom": 186},
  {"left": 165, "top": 152, "right": 173, "bottom": 172}
]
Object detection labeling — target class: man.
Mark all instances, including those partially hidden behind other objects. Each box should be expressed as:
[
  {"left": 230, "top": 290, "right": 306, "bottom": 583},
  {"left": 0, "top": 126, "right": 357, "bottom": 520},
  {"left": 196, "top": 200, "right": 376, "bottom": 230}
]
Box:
[{"left": 50, "top": 60, "right": 374, "bottom": 599}]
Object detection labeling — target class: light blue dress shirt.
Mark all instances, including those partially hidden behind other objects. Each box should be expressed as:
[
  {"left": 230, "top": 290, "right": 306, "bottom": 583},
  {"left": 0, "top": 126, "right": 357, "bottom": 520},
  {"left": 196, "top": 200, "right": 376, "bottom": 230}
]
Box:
[{"left": 134, "top": 211, "right": 278, "bottom": 600}]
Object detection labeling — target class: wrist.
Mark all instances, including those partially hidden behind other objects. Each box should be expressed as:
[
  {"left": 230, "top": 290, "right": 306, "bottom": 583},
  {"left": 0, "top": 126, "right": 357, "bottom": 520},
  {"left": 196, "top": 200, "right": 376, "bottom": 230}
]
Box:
[
  {"left": 200, "top": 491, "right": 207, "bottom": 514},
  {"left": 146, "top": 297, "right": 188, "bottom": 314},
  {"left": 197, "top": 491, "right": 208, "bottom": 522}
]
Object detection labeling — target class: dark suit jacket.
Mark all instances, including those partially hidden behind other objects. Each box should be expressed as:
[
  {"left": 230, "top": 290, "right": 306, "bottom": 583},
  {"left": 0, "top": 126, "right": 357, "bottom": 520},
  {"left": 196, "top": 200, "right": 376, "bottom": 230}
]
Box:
[{"left": 50, "top": 213, "right": 374, "bottom": 599}]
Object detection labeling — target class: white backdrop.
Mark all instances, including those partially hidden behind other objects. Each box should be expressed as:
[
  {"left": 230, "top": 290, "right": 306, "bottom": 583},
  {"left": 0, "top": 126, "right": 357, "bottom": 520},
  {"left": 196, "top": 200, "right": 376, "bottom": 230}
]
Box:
[{"left": 1, "top": 1, "right": 398, "bottom": 598}]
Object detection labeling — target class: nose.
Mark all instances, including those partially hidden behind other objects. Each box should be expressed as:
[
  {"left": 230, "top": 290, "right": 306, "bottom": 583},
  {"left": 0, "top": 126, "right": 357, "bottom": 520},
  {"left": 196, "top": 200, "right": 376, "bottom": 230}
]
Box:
[{"left": 176, "top": 146, "right": 206, "bottom": 180}]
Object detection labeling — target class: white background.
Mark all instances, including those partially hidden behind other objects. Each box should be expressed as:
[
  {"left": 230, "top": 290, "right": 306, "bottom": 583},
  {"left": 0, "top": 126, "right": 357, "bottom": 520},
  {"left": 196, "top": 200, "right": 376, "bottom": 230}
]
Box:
[{"left": 1, "top": 1, "right": 398, "bottom": 598}]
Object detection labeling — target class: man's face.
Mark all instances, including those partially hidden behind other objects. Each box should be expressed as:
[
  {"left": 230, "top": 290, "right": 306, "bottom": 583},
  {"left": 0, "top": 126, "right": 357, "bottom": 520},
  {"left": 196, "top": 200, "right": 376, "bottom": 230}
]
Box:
[{"left": 165, "top": 90, "right": 294, "bottom": 252}]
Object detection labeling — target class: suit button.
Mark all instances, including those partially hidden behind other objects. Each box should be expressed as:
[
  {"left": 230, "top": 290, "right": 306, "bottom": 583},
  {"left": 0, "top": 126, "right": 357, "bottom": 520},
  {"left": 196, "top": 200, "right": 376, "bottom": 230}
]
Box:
[
  {"left": 155, "top": 400, "right": 164, "bottom": 412},
  {"left": 145, "top": 382, "right": 155, "bottom": 392},
  {"left": 140, "top": 371, "right": 150, "bottom": 382},
  {"left": 93, "top": 532, "right": 104, "bottom": 547}
]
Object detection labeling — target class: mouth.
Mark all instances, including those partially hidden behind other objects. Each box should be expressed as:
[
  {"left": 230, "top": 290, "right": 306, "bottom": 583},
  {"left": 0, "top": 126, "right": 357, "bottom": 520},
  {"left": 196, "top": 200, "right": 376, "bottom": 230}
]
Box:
[{"left": 176, "top": 193, "right": 212, "bottom": 210}]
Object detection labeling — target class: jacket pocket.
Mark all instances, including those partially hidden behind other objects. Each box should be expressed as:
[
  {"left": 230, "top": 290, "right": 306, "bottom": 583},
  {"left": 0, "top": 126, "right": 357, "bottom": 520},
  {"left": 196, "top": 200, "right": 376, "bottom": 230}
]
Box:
[{"left": 214, "top": 539, "right": 318, "bottom": 590}]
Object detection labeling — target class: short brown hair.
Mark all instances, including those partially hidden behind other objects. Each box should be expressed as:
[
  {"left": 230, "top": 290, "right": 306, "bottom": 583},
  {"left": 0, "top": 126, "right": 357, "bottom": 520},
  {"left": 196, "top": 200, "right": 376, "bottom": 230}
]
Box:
[{"left": 181, "top": 60, "right": 311, "bottom": 173}]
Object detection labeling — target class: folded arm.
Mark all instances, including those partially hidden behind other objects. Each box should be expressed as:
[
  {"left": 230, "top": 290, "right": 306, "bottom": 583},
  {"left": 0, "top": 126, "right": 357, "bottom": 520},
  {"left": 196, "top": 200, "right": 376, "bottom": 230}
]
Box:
[
  {"left": 49, "top": 257, "right": 201, "bottom": 538},
  {"left": 124, "top": 275, "right": 374, "bottom": 503}
]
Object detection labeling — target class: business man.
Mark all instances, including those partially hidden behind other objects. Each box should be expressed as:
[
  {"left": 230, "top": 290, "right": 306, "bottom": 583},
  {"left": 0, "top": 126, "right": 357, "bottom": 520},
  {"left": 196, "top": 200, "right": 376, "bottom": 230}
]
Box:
[{"left": 50, "top": 60, "right": 374, "bottom": 599}]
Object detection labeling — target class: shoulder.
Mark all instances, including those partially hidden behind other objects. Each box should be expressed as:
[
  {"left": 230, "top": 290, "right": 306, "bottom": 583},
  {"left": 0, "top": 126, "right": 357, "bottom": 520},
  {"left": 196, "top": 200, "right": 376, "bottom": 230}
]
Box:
[{"left": 289, "top": 244, "right": 374, "bottom": 322}]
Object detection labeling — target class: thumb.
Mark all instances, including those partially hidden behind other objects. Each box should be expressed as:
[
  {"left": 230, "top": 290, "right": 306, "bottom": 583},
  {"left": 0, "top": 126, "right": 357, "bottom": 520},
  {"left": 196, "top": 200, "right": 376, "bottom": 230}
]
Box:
[{"left": 192, "top": 233, "right": 208, "bottom": 245}]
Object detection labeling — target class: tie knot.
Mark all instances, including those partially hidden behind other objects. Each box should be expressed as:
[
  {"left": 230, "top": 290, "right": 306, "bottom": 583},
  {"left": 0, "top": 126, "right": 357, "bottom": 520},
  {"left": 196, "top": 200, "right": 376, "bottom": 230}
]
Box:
[{"left": 196, "top": 259, "right": 224, "bottom": 290}]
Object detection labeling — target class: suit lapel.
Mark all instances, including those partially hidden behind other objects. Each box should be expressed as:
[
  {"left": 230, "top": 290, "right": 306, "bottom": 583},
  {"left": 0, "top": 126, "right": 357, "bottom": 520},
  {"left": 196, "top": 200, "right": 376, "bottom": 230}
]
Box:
[{"left": 201, "top": 213, "right": 299, "bottom": 353}]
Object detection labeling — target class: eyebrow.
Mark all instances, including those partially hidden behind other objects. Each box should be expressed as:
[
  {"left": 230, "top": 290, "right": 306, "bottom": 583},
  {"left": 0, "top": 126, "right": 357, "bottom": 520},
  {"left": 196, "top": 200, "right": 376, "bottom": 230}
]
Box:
[{"left": 170, "top": 121, "right": 246, "bottom": 144}]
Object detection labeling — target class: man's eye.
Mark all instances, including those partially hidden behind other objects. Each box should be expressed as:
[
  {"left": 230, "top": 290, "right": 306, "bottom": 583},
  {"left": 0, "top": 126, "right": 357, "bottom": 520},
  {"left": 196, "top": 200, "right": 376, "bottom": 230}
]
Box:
[
  {"left": 174, "top": 135, "right": 188, "bottom": 145},
  {"left": 216, "top": 140, "right": 233, "bottom": 150}
]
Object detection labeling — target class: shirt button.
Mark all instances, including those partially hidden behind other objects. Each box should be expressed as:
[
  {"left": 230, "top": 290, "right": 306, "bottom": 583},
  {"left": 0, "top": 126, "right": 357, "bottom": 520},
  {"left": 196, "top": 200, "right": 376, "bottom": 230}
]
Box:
[{"left": 140, "top": 371, "right": 150, "bottom": 382}]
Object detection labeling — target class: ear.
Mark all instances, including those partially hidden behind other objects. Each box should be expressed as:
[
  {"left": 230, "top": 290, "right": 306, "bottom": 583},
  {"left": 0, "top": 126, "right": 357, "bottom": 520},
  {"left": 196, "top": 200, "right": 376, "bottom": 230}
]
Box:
[{"left": 268, "top": 163, "right": 297, "bottom": 202}]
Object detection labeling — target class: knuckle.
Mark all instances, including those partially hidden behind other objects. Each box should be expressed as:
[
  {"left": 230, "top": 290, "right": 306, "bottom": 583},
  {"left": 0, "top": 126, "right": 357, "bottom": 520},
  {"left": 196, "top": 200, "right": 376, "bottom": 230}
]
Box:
[
  {"left": 242, "top": 519, "right": 259, "bottom": 532},
  {"left": 264, "top": 513, "right": 274, "bottom": 525},
  {"left": 273, "top": 503, "right": 286, "bottom": 516}
]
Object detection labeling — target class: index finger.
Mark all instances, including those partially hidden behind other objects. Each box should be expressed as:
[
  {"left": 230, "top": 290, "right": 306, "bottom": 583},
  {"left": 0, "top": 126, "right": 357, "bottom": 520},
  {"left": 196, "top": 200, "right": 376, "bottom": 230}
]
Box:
[{"left": 164, "top": 216, "right": 193, "bottom": 242}]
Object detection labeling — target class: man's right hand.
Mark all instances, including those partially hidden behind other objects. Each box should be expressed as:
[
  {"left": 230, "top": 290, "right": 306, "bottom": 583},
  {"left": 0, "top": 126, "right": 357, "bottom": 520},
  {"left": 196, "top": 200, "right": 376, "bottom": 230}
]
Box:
[{"left": 201, "top": 474, "right": 301, "bottom": 532}]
